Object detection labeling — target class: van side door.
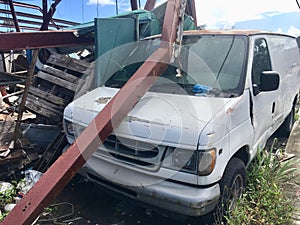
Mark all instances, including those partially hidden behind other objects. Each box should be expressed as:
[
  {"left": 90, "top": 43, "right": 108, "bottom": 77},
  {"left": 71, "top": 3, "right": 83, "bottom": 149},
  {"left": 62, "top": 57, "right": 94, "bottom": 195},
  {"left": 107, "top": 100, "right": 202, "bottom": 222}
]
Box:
[{"left": 250, "top": 38, "right": 277, "bottom": 147}]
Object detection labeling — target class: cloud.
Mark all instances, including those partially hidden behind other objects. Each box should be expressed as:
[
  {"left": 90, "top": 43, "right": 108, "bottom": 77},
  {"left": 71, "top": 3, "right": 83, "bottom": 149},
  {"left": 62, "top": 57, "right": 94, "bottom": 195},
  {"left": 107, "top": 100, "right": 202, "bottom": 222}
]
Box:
[
  {"left": 195, "top": 0, "right": 299, "bottom": 28},
  {"left": 87, "top": 0, "right": 130, "bottom": 12},
  {"left": 287, "top": 26, "right": 300, "bottom": 37},
  {"left": 87, "top": 0, "right": 115, "bottom": 6},
  {"left": 150, "top": 0, "right": 299, "bottom": 31}
]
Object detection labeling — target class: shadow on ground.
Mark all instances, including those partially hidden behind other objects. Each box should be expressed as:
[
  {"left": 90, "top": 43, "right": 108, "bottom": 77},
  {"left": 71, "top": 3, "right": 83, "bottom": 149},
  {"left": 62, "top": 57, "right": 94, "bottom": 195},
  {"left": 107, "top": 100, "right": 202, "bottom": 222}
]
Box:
[{"left": 36, "top": 175, "right": 216, "bottom": 225}]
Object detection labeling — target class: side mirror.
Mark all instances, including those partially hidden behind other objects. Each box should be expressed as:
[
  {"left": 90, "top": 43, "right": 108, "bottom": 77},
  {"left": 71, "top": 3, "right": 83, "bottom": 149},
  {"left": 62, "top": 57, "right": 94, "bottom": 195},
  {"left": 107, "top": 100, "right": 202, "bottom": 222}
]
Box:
[
  {"left": 253, "top": 71, "right": 280, "bottom": 96},
  {"left": 260, "top": 71, "right": 280, "bottom": 92}
]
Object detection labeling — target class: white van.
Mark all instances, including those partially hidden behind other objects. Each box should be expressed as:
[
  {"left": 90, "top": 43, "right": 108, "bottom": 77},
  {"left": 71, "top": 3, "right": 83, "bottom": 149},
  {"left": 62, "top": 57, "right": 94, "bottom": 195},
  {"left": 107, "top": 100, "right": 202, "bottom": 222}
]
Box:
[{"left": 63, "top": 30, "right": 300, "bottom": 217}]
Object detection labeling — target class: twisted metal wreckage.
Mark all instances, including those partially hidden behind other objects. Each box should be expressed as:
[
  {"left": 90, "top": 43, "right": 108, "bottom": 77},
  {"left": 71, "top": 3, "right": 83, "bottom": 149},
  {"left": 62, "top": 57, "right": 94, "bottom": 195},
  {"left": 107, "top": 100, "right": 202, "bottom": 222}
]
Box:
[{"left": 0, "top": 0, "right": 197, "bottom": 224}]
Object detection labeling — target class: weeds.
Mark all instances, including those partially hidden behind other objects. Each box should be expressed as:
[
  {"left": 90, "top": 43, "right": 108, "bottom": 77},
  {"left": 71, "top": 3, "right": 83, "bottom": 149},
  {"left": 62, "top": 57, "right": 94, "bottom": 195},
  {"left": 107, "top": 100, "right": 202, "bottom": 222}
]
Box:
[
  {"left": 295, "top": 112, "right": 299, "bottom": 122},
  {"left": 0, "top": 182, "right": 17, "bottom": 221},
  {"left": 225, "top": 148, "right": 298, "bottom": 225}
]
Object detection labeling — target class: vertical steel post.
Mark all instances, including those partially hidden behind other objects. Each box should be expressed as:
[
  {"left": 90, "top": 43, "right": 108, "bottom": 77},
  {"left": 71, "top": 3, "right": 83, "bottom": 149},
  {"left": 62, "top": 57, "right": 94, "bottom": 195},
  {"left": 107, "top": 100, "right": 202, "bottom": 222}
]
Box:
[
  {"left": 42, "top": 0, "right": 47, "bottom": 24},
  {"left": 115, "top": 0, "right": 119, "bottom": 14},
  {"left": 1, "top": 0, "right": 183, "bottom": 224},
  {"left": 8, "top": 0, "right": 20, "bottom": 32}
]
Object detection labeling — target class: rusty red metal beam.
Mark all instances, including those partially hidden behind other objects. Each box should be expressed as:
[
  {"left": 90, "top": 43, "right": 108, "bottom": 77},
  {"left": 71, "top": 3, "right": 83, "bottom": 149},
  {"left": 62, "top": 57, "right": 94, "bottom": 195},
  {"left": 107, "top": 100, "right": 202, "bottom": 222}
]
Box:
[
  {"left": 161, "top": 0, "right": 180, "bottom": 43},
  {"left": 130, "top": 0, "right": 138, "bottom": 10},
  {"left": 1, "top": 0, "right": 182, "bottom": 224},
  {"left": 0, "top": 30, "right": 93, "bottom": 51},
  {"left": 144, "top": 0, "right": 156, "bottom": 10}
]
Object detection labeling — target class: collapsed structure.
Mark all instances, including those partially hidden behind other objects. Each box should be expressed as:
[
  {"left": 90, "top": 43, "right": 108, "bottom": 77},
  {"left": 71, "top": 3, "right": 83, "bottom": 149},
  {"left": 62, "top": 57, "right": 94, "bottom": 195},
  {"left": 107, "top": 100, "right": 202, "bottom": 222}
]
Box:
[{"left": 0, "top": 0, "right": 197, "bottom": 224}]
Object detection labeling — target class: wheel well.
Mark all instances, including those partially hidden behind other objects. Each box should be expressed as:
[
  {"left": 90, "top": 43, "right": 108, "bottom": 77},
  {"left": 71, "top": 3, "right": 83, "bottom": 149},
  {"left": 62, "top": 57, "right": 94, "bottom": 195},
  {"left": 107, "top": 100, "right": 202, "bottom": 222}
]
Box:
[{"left": 232, "top": 146, "right": 249, "bottom": 166}]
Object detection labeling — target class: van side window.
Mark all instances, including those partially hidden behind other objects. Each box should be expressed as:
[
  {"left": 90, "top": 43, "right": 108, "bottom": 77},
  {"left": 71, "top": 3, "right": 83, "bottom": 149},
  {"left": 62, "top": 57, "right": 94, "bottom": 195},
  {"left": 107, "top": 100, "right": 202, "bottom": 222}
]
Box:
[{"left": 252, "top": 39, "right": 272, "bottom": 87}]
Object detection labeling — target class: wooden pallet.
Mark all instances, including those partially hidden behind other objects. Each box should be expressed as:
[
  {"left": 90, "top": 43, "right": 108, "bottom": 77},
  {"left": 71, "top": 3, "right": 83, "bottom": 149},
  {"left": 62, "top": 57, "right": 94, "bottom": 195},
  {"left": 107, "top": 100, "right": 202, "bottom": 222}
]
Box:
[{"left": 25, "top": 53, "right": 93, "bottom": 124}]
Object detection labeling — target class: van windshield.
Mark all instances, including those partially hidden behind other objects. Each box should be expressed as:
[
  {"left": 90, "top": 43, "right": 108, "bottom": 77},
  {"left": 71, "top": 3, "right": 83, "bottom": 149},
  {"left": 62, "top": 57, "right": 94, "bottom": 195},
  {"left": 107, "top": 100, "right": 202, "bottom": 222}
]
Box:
[{"left": 104, "top": 35, "right": 248, "bottom": 97}]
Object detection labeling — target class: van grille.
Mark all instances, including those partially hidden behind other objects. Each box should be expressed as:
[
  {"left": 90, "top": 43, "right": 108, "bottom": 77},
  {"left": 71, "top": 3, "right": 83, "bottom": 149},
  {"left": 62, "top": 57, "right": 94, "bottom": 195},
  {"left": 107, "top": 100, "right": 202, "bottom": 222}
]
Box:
[{"left": 100, "top": 135, "right": 165, "bottom": 170}]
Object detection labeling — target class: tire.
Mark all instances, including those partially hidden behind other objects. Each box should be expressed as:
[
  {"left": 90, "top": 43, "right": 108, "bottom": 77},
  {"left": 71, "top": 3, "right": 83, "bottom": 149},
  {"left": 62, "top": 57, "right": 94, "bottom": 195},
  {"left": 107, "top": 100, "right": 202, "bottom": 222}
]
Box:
[
  {"left": 278, "top": 106, "right": 295, "bottom": 137},
  {"left": 216, "top": 158, "right": 246, "bottom": 222}
]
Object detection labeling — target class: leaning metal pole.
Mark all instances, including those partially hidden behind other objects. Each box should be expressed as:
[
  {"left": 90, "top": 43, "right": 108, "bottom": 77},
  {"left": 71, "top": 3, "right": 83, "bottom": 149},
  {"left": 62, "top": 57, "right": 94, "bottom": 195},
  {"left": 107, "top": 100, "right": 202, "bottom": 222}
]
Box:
[{"left": 1, "top": 0, "right": 184, "bottom": 224}]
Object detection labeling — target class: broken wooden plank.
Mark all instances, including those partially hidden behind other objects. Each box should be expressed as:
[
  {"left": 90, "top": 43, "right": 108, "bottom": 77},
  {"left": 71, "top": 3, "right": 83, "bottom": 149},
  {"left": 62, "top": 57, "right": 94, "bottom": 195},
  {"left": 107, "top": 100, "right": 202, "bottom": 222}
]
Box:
[
  {"left": 25, "top": 98, "right": 62, "bottom": 122},
  {"left": 26, "top": 95, "right": 64, "bottom": 115},
  {"left": 46, "top": 53, "right": 90, "bottom": 73},
  {"left": 0, "top": 121, "right": 16, "bottom": 147},
  {"left": 26, "top": 94, "right": 64, "bottom": 112},
  {"left": 0, "top": 149, "right": 39, "bottom": 179},
  {"left": 0, "top": 149, "right": 25, "bottom": 165},
  {"left": 29, "top": 86, "right": 67, "bottom": 106},
  {"left": 25, "top": 53, "right": 91, "bottom": 124},
  {"left": 0, "top": 71, "right": 24, "bottom": 86},
  {"left": 25, "top": 103, "right": 61, "bottom": 122},
  {"left": 36, "top": 71, "right": 77, "bottom": 92},
  {"left": 41, "top": 65, "right": 81, "bottom": 83}
]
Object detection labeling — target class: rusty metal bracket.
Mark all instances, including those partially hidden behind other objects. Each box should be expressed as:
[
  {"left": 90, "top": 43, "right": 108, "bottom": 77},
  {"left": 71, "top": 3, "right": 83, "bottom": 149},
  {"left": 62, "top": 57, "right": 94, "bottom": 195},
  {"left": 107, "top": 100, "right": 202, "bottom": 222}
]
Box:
[{"left": 1, "top": 0, "right": 184, "bottom": 224}]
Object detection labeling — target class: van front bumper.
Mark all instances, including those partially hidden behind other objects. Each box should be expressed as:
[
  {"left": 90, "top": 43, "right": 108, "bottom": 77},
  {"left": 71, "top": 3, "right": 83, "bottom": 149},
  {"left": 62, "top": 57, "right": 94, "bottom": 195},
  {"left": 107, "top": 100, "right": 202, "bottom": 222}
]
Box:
[{"left": 82, "top": 167, "right": 220, "bottom": 217}]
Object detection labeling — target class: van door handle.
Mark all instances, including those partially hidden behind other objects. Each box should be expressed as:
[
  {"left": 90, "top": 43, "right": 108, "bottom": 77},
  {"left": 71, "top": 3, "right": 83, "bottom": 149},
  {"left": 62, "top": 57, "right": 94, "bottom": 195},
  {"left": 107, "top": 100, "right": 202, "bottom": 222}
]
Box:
[{"left": 272, "top": 102, "right": 275, "bottom": 114}]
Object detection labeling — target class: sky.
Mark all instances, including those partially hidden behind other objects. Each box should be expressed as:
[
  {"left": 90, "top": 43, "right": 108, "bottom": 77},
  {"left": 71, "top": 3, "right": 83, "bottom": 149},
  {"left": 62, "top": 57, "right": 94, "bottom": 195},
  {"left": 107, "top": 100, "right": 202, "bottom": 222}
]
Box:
[
  {"left": 4, "top": 0, "right": 300, "bottom": 36},
  {"left": 55, "top": 0, "right": 300, "bottom": 36}
]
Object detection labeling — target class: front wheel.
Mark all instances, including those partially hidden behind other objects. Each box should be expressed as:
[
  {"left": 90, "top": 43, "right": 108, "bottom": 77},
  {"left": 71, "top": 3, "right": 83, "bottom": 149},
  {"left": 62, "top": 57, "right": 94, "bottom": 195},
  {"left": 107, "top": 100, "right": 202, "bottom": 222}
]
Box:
[{"left": 216, "top": 158, "right": 246, "bottom": 222}]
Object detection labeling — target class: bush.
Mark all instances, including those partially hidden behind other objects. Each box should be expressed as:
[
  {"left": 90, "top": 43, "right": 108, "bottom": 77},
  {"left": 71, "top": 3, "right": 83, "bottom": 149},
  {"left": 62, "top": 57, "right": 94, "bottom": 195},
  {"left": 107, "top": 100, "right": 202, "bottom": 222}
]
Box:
[{"left": 225, "top": 148, "right": 297, "bottom": 225}]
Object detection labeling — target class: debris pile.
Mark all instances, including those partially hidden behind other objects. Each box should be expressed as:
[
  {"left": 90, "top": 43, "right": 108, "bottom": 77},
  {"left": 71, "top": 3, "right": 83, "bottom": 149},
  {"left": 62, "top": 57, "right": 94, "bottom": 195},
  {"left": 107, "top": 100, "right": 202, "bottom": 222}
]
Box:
[{"left": 0, "top": 170, "right": 43, "bottom": 221}]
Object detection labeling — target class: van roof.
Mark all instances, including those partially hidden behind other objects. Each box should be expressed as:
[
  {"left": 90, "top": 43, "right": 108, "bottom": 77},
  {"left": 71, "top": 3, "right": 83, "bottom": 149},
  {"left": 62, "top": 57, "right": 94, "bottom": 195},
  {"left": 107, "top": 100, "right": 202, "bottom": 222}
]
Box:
[
  {"left": 146, "top": 29, "right": 295, "bottom": 39},
  {"left": 184, "top": 29, "right": 270, "bottom": 35}
]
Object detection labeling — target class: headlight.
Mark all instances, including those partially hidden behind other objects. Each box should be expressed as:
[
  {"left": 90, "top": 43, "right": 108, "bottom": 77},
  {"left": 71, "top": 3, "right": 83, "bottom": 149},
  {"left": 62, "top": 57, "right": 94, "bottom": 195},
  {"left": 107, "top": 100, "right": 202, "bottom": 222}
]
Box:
[
  {"left": 198, "top": 148, "right": 216, "bottom": 176},
  {"left": 173, "top": 148, "right": 197, "bottom": 172},
  {"left": 64, "top": 119, "right": 75, "bottom": 136},
  {"left": 162, "top": 147, "right": 216, "bottom": 175},
  {"left": 162, "top": 147, "right": 197, "bottom": 174},
  {"left": 63, "top": 120, "right": 86, "bottom": 137}
]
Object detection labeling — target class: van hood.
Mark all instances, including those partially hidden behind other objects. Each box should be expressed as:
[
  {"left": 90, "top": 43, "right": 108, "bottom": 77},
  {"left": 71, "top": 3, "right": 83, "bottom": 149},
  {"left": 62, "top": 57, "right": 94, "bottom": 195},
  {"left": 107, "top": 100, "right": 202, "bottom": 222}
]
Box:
[{"left": 64, "top": 87, "right": 231, "bottom": 148}]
